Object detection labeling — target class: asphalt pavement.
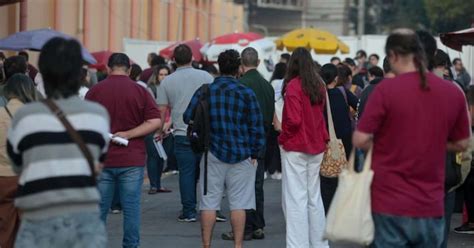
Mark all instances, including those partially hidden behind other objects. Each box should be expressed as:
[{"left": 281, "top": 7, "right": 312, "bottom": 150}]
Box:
[{"left": 107, "top": 173, "right": 474, "bottom": 248}]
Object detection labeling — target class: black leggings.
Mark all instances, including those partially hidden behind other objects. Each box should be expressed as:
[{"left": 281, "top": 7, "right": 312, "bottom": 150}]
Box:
[
  {"left": 264, "top": 129, "right": 282, "bottom": 174},
  {"left": 465, "top": 169, "right": 474, "bottom": 223}
]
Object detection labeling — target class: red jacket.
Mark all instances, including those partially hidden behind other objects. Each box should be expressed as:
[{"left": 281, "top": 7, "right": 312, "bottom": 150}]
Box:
[{"left": 278, "top": 77, "right": 328, "bottom": 155}]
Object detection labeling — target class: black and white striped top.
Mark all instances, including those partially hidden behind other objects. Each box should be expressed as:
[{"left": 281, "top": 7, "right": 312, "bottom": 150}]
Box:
[{"left": 7, "top": 96, "right": 110, "bottom": 220}]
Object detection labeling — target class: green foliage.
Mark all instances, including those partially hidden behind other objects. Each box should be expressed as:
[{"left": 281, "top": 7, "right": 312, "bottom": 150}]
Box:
[
  {"left": 360, "top": 0, "right": 472, "bottom": 34},
  {"left": 424, "top": 0, "right": 474, "bottom": 33}
]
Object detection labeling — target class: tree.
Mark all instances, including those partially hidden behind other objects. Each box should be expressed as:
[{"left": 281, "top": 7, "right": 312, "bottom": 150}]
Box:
[{"left": 424, "top": 0, "right": 474, "bottom": 33}]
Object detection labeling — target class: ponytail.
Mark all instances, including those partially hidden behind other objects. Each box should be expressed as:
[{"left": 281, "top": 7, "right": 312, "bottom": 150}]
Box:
[{"left": 414, "top": 54, "right": 428, "bottom": 90}]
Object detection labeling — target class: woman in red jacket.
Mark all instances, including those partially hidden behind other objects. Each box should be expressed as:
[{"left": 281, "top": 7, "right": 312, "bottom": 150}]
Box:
[{"left": 279, "top": 47, "right": 329, "bottom": 248}]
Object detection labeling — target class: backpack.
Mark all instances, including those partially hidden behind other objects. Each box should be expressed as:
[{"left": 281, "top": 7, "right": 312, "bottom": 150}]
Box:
[
  {"left": 186, "top": 84, "right": 211, "bottom": 194},
  {"left": 187, "top": 84, "right": 211, "bottom": 154}
]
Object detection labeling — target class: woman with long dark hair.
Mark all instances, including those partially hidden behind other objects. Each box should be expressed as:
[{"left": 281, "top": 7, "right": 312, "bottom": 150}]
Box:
[
  {"left": 279, "top": 48, "right": 329, "bottom": 248},
  {"left": 145, "top": 64, "right": 174, "bottom": 194}
]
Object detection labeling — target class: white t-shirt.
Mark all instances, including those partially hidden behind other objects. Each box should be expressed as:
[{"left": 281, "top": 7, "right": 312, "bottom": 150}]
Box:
[
  {"left": 271, "top": 79, "right": 284, "bottom": 122},
  {"left": 78, "top": 86, "right": 89, "bottom": 100}
]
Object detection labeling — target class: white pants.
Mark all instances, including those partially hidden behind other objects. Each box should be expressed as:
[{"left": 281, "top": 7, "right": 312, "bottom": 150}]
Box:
[{"left": 281, "top": 149, "right": 329, "bottom": 248}]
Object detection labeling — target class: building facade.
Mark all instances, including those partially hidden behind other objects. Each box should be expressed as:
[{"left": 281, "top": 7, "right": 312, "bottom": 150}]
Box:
[{"left": 0, "top": 0, "right": 245, "bottom": 53}]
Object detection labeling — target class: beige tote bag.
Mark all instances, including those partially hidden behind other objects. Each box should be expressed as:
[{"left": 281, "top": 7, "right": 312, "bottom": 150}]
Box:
[
  {"left": 321, "top": 91, "right": 347, "bottom": 177},
  {"left": 324, "top": 148, "right": 375, "bottom": 245}
]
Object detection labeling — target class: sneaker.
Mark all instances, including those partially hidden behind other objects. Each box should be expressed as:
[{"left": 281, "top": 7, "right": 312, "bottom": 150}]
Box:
[
  {"left": 454, "top": 223, "right": 474, "bottom": 234},
  {"left": 111, "top": 209, "right": 121, "bottom": 214},
  {"left": 271, "top": 172, "right": 282, "bottom": 180},
  {"left": 177, "top": 214, "right": 197, "bottom": 223},
  {"left": 252, "top": 229, "right": 265, "bottom": 239},
  {"left": 216, "top": 211, "right": 227, "bottom": 222},
  {"left": 264, "top": 172, "right": 268, "bottom": 180},
  {"left": 221, "top": 231, "right": 253, "bottom": 241}
]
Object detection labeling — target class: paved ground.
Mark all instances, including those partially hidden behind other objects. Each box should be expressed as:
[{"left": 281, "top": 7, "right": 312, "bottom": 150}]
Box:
[{"left": 108, "top": 174, "right": 474, "bottom": 248}]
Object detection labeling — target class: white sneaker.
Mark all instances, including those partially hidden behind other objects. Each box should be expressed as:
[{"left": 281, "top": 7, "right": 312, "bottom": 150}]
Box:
[
  {"left": 275, "top": 172, "right": 282, "bottom": 180},
  {"left": 271, "top": 172, "right": 282, "bottom": 180},
  {"left": 264, "top": 172, "right": 268, "bottom": 180}
]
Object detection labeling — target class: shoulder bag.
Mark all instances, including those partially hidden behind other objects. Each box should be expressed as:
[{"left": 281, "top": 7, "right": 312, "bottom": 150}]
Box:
[
  {"left": 324, "top": 148, "right": 375, "bottom": 245},
  {"left": 321, "top": 91, "right": 348, "bottom": 177}
]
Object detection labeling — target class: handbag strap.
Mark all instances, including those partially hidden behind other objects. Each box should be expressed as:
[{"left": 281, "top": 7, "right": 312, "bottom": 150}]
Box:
[
  {"left": 325, "top": 89, "right": 337, "bottom": 140},
  {"left": 42, "top": 99, "right": 96, "bottom": 183},
  {"left": 362, "top": 147, "right": 373, "bottom": 172},
  {"left": 4, "top": 106, "right": 12, "bottom": 118},
  {"left": 347, "top": 147, "right": 373, "bottom": 173}
]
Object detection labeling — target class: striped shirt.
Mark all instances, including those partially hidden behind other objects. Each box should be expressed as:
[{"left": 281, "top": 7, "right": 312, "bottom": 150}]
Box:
[{"left": 7, "top": 96, "right": 110, "bottom": 219}]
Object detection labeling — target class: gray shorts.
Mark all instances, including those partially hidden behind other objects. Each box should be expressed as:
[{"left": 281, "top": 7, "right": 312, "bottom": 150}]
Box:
[{"left": 199, "top": 152, "right": 257, "bottom": 211}]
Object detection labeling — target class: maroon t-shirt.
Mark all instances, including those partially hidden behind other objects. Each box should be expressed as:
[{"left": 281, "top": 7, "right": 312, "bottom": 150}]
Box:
[
  {"left": 358, "top": 72, "right": 470, "bottom": 217},
  {"left": 86, "top": 75, "right": 160, "bottom": 167}
]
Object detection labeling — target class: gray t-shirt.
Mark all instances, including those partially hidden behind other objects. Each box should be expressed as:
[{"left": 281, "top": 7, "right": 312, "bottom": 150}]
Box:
[{"left": 157, "top": 66, "right": 213, "bottom": 136}]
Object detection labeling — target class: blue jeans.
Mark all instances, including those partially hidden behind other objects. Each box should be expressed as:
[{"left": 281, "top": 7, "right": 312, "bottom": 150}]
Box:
[
  {"left": 111, "top": 183, "right": 121, "bottom": 210},
  {"left": 174, "top": 135, "right": 197, "bottom": 218},
  {"left": 15, "top": 212, "right": 106, "bottom": 248},
  {"left": 98, "top": 167, "right": 144, "bottom": 248},
  {"left": 145, "top": 134, "right": 175, "bottom": 189},
  {"left": 371, "top": 213, "right": 444, "bottom": 248}
]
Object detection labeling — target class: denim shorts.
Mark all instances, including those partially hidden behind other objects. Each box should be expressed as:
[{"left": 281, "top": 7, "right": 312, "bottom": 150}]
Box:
[
  {"left": 199, "top": 152, "right": 257, "bottom": 211},
  {"left": 15, "top": 212, "right": 106, "bottom": 248}
]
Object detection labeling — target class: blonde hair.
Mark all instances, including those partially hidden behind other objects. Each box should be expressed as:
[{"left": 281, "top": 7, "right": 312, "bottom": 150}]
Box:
[{"left": 4, "top": 73, "right": 39, "bottom": 103}]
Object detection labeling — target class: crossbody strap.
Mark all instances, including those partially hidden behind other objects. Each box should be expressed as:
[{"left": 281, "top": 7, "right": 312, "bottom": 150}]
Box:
[
  {"left": 4, "top": 106, "right": 12, "bottom": 118},
  {"left": 42, "top": 99, "right": 96, "bottom": 183},
  {"left": 325, "top": 89, "right": 337, "bottom": 140}
]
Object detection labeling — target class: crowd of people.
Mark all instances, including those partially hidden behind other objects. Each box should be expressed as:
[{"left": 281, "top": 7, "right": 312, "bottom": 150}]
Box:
[{"left": 0, "top": 27, "right": 473, "bottom": 248}]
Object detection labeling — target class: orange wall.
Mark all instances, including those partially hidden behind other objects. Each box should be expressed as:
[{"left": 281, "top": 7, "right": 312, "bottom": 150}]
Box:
[{"left": 0, "top": 0, "right": 245, "bottom": 53}]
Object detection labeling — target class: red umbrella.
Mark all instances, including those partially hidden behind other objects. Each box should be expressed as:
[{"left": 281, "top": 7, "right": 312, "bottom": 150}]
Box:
[
  {"left": 440, "top": 28, "right": 474, "bottom": 52},
  {"left": 89, "top": 51, "right": 114, "bottom": 71},
  {"left": 159, "top": 39, "right": 203, "bottom": 62},
  {"left": 89, "top": 50, "right": 134, "bottom": 71},
  {"left": 211, "top": 32, "right": 263, "bottom": 46}
]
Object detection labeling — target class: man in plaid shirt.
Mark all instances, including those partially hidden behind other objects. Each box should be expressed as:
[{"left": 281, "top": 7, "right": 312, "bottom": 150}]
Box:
[{"left": 184, "top": 49, "right": 265, "bottom": 248}]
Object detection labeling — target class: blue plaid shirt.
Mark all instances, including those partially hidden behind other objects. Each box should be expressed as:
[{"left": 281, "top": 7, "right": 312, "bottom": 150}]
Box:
[{"left": 183, "top": 76, "right": 265, "bottom": 164}]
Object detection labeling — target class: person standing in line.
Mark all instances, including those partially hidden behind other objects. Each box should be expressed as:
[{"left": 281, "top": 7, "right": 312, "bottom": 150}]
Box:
[
  {"left": 368, "top": 54, "right": 380, "bottom": 67},
  {"left": 1, "top": 56, "right": 29, "bottom": 106},
  {"left": 86, "top": 53, "right": 162, "bottom": 248},
  {"left": 0, "top": 74, "right": 38, "bottom": 248},
  {"left": 145, "top": 65, "right": 173, "bottom": 194},
  {"left": 416, "top": 31, "right": 471, "bottom": 248},
  {"left": 184, "top": 49, "right": 265, "bottom": 248},
  {"left": 140, "top": 53, "right": 166, "bottom": 83},
  {"left": 279, "top": 47, "right": 330, "bottom": 248},
  {"left": 354, "top": 29, "right": 471, "bottom": 248},
  {"left": 453, "top": 58, "right": 471, "bottom": 90},
  {"left": 319, "top": 63, "right": 358, "bottom": 214},
  {"left": 358, "top": 57, "right": 395, "bottom": 119},
  {"left": 455, "top": 85, "right": 474, "bottom": 234},
  {"left": 280, "top": 53, "right": 291, "bottom": 64},
  {"left": 157, "top": 44, "right": 214, "bottom": 222},
  {"left": 266, "top": 62, "right": 287, "bottom": 180},
  {"left": 8, "top": 38, "right": 110, "bottom": 248},
  {"left": 18, "top": 51, "right": 38, "bottom": 81},
  {"left": 330, "top": 57, "right": 341, "bottom": 65},
  {"left": 222, "top": 47, "right": 274, "bottom": 241}
]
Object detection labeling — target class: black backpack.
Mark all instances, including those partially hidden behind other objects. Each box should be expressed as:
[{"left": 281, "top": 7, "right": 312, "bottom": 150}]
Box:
[
  {"left": 187, "top": 84, "right": 211, "bottom": 194},
  {"left": 187, "top": 84, "right": 211, "bottom": 153}
]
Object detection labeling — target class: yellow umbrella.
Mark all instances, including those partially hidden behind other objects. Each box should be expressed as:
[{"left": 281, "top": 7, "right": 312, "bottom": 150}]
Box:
[{"left": 275, "top": 27, "right": 350, "bottom": 54}]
